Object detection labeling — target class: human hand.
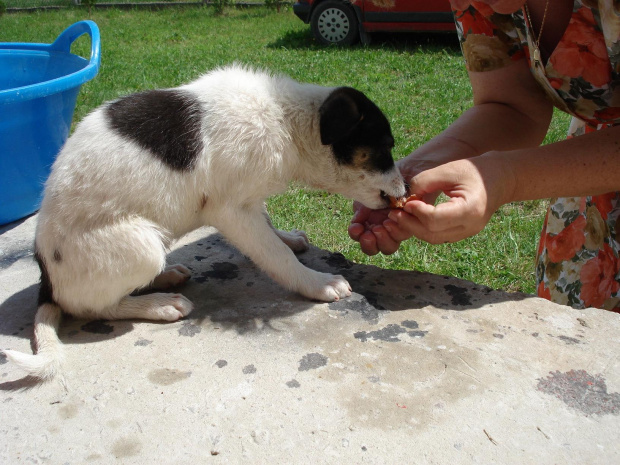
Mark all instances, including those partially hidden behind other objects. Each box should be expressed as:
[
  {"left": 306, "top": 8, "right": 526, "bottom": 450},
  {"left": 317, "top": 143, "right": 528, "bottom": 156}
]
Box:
[
  {"left": 348, "top": 203, "right": 399, "bottom": 255},
  {"left": 392, "top": 155, "right": 513, "bottom": 244},
  {"left": 348, "top": 157, "right": 443, "bottom": 255}
]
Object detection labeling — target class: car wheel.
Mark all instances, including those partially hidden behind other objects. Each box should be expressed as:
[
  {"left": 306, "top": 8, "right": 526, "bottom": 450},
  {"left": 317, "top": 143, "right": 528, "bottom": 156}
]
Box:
[{"left": 310, "top": 1, "right": 359, "bottom": 46}]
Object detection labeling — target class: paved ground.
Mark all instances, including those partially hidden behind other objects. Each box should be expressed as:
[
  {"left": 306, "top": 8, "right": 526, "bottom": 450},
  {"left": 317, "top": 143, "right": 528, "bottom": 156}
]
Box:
[{"left": 1, "top": 214, "right": 619, "bottom": 464}]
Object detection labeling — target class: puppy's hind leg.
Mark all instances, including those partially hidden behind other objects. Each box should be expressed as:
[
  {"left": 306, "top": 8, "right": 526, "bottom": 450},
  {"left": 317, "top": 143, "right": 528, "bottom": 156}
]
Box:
[
  {"left": 55, "top": 218, "right": 194, "bottom": 323},
  {"left": 109, "top": 292, "right": 193, "bottom": 322},
  {"left": 151, "top": 264, "right": 192, "bottom": 290}
]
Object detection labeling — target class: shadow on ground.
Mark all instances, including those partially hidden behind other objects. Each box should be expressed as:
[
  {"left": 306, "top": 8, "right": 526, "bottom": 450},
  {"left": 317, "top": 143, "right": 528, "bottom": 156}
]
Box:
[{"left": 0, "top": 230, "right": 533, "bottom": 356}]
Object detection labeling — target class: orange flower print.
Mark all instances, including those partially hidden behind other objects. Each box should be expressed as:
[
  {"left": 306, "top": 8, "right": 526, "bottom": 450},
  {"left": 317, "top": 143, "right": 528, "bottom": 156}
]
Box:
[
  {"left": 538, "top": 210, "right": 549, "bottom": 257},
  {"left": 550, "top": 8, "right": 611, "bottom": 87},
  {"left": 580, "top": 244, "right": 620, "bottom": 308},
  {"left": 594, "top": 106, "right": 620, "bottom": 124},
  {"left": 548, "top": 77, "right": 564, "bottom": 90},
  {"left": 545, "top": 215, "right": 587, "bottom": 263},
  {"left": 537, "top": 281, "right": 551, "bottom": 301},
  {"left": 591, "top": 193, "right": 614, "bottom": 220},
  {"left": 457, "top": 7, "right": 496, "bottom": 36}
]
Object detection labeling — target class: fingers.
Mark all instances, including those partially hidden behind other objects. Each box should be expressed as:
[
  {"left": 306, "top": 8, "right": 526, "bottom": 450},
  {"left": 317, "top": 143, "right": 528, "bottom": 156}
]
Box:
[
  {"left": 395, "top": 200, "right": 476, "bottom": 244},
  {"left": 369, "top": 225, "right": 401, "bottom": 255},
  {"left": 349, "top": 225, "right": 401, "bottom": 255},
  {"left": 403, "top": 197, "right": 471, "bottom": 231},
  {"left": 347, "top": 222, "right": 365, "bottom": 242}
]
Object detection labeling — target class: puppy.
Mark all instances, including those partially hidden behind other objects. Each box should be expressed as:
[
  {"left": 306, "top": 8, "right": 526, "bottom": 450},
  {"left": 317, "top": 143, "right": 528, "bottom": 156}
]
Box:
[{"left": 3, "top": 65, "right": 406, "bottom": 380}]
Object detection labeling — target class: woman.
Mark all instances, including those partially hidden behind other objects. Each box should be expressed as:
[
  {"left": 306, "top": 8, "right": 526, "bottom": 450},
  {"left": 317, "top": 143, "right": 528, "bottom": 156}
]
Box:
[{"left": 349, "top": 0, "right": 620, "bottom": 311}]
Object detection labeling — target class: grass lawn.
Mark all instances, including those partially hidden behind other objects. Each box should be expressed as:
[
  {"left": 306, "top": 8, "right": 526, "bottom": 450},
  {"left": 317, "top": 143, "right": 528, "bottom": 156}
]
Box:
[{"left": 0, "top": 6, "right": 571, "bottom": 294}]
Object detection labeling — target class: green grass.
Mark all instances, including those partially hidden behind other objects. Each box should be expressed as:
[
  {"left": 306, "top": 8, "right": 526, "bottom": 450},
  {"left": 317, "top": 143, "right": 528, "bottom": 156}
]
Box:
[{"left": 0, "top": 7, "right": 571, "bottom": 294}]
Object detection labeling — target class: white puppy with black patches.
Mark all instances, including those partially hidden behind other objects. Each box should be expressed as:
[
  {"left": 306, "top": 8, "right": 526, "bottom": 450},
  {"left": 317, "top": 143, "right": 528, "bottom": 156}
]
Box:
[{"left": 3, "top": 65, "right": 406, "bottom": 381}]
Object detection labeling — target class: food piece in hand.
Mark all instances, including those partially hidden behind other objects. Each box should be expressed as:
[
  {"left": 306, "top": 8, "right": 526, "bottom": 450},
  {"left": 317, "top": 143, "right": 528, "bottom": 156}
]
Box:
[{"left": 388, "top": 193, "right": 420, "bottom": 209}]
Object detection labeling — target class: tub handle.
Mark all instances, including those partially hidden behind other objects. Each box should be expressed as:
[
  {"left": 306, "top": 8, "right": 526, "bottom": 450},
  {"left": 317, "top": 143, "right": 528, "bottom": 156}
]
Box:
[{"left": 50, "top": 20, "right": 101, "bottom": 71}]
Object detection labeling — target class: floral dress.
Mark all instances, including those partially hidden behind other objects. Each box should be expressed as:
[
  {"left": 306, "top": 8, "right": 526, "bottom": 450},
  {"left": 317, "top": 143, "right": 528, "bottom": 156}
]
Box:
[{"left": 452, "top": 1, "right": 620, "bottom": 310}]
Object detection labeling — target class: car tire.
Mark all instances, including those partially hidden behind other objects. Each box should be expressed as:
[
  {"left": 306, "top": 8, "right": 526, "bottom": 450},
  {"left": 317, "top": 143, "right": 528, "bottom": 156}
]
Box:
[{"left": 310, "top": 1, "right": 359, "bottom": 46}]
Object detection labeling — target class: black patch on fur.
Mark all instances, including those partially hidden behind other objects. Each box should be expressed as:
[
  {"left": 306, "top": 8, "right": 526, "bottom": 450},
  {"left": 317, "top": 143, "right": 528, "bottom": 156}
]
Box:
[
  {"left": 106, "top": 89, "right": 204, "bottom": 171},
  {"left": 53, "top": 249, "right": 62, "bottom": 263},
  {"left": 34, "top": 249, "right": 54, "bottom": 305},
  {"left": 319, "top": 87, "right": 395, "bottom": 173}
]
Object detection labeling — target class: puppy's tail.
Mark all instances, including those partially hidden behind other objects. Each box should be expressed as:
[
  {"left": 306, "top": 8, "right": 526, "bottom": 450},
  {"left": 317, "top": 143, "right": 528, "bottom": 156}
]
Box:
[{"left": 2, "top": 303, "right": 64, "bottom": 381}]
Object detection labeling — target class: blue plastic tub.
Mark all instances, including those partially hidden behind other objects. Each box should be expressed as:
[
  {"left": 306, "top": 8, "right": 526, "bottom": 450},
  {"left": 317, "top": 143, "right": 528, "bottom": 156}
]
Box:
[{"left": 0, "top": 21, "right": 101, "bottom": 225}]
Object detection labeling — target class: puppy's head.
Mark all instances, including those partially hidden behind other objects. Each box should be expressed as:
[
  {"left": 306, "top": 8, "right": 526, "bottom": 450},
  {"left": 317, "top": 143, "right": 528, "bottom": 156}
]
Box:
[{"left": 319, "top": 87, "right": 405, "bottom": 209}]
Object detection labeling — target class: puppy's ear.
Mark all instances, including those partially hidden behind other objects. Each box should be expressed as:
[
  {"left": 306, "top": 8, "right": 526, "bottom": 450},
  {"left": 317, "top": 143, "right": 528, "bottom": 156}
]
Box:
[{"left": 319, "top": 87, "right": 364, "bottom": 145}]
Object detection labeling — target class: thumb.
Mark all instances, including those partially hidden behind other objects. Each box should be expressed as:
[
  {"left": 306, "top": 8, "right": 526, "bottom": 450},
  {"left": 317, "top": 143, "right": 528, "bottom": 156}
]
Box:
[
  {"left": 408, "top": 163, "right": 460, "bottom": 198},
  {"left": 351, "top": 201, "right": 370, "bottom": 223}
]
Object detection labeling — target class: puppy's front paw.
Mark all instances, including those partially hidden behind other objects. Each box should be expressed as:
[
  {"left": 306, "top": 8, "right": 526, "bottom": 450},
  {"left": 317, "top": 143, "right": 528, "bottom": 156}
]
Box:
[
  {"left": 305, "top": 272, "right": 352, "bottom": 302},
  {"left": 152, "top": 293, "right": 194, "bottom": 321}
]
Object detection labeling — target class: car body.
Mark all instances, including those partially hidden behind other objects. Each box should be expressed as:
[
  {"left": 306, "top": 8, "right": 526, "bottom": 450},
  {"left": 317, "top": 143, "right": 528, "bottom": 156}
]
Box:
[{"left": 293, "top": 0, "right": 455, "bottom": 46}]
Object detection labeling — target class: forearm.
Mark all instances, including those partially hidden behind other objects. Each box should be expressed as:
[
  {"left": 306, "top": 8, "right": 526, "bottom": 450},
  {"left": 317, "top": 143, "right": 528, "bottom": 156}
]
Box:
[
  {"left": 404, "top": 101, "right": 552, "bottom": 169},
  {"left": 403, "top": 61, "right": 554, "bottom": 171},
  {"left": 489, "top": 124, "right": 620, "bottom": 203}
]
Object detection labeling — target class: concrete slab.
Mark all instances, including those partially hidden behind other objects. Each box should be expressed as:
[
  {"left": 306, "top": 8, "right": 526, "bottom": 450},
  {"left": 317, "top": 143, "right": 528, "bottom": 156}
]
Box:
[{"left": 1, "top": 214, "right": 619, "bottom": 464}]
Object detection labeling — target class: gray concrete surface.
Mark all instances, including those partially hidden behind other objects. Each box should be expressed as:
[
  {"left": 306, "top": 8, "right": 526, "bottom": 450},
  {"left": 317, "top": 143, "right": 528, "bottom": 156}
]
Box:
[{"left": 1, "top": 214, "right": 619, "bottom": 464}]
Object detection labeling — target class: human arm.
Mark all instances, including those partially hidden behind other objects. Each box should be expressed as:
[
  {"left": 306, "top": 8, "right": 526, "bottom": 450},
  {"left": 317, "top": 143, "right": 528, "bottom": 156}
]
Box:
[
  {"left": 397, "top": 123, "right": 620, "bottom": 245},
  {"left": 349, "top": 58, "right": 554, "bottom": 254}
]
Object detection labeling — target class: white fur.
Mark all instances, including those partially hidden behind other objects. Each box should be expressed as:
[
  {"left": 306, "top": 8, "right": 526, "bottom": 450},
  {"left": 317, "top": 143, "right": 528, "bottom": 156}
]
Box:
[{"left": 4, "top": 65, "right": 405, "bottom": 380}]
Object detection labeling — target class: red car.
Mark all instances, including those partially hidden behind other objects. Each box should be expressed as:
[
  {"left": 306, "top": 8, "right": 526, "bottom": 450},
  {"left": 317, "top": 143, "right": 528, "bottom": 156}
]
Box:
[{"left": 293, "top": 0, "right": 455, "bottom": 46}]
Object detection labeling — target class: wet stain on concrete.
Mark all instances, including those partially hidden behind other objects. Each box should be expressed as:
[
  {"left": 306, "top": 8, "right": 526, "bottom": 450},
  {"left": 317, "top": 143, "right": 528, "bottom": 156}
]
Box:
[
  {"left": 401, "top": 320, "right": 419, "bottom": 329},
  {"left": 354, "top": 322, "right": 428, "bottom": 343},
  {"left": 323, "top": 252, "right": 353, "bottom": 270},
  {"left": 328, "top": 295, "right": 383, "bottom": 324},
  {"left": 178, "top": 321, "right": 201, "bottom": 337},
  {"left": 134, "top": 338, "right": 152, "bottom": 347},
  {"left": 444, "top": 284, "right": 472, "bottom": 306},
  {"left": 298, "top": 353, "right": 328, "bottom": 371},
  {"left": 195, "top": 262, "right": 239, "bottom": 283},
  {"left": 537, "top": 369, "right": 620, "bottom": 416},
  {"left": 577, "top": 318, "right": 589, "bottom": 328},
  {"left": 81, "top": 320, "right": 114, "bottom": 334},
  {"left": 215, "top": 359, "right": 227, "bottom": 368},
  {"left": 558, "top": 335, "right": 580, "bottom": 345},
  {"left": 354, "top": 324, "right": 406, "bottom": 342},
  {"left": 0, "top": 352, "right": 7, "bottom": 365},
  {"left": 58, "top": 403, "right": 79, "bottom": 420},
  {"left": 148, "top": 368, "right": 192, "bottom": 386},
  {"left": 112, "top": 437, "right": 142, "bottom": 459},
  {"left": 242, "top": 364, "right": 257, "bottom": 374},
  {"left": 286, "top": 379, "right": 300, "bottom": 388}
]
